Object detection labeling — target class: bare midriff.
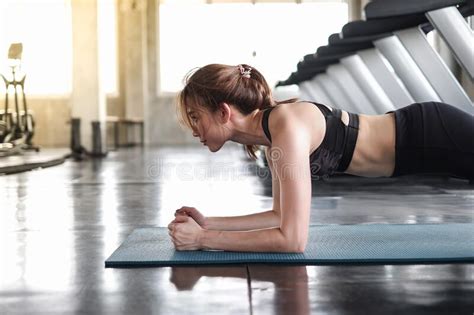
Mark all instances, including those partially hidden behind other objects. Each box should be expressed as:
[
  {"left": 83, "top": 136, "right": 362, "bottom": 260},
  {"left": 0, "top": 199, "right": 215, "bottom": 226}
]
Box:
[
  {"left": 281, "top": 101, "right": 397, "bottom": 178},
  {"left": 344, "top": 111, "right": 396, "bottom": 177}
]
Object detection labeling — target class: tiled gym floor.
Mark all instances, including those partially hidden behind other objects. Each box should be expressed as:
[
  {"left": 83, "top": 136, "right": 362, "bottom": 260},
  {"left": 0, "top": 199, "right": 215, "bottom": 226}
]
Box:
[{"left": 1, "top": 144, "right": 473, "bottom": 314}]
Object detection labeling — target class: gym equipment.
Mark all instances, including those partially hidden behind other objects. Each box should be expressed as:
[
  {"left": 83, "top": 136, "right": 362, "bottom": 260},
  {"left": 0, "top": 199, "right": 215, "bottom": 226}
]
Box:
[
  {"left": 0, "top": 43, "right": 39, "bottom": 156},
  {"left": 299, "top": 32, "right": 415, "bottom": 109},
  {"left": 366, "top": 0, "right": 474, "bottom": 80},
  {"left": 313, "top": 75, "right": 353, "bottom": 110},
  {"left": 105, "top": 223, "right": 474, "bottom": 267},
  {"left": 341, "top": 17, "right": 443, "bottom": 103},
  {"left": 278, "top": 33, "right": 413, "bottom": 112},
  {"left": 359, "top": 0, "right": 473, "bottom": 112},
  {"left": 326, "top": 62, "right": 377, "bottom": 114},
  {"left": 279, "top": 51, "right": 378, "bottom": 114},
  {"left": 277, "top": 0, "right": 474, "bottom": 115},
  {"left": 299, "top": 80, "right": 333, "bottom": 107}
]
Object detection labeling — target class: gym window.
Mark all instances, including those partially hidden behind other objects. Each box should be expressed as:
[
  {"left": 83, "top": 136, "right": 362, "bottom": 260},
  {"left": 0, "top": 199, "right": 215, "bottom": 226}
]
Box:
[
  {"left": 0, "top": 0, "right": 117, "bottom": 96},
  {"left": 158, "top": 0, "right": 348, "bottom": 93}
]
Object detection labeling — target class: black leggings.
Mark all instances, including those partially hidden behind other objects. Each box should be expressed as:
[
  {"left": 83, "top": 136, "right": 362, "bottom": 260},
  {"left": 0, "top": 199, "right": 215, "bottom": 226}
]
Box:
[{"left": 391, "top": 102, "right": 474, "bottom": 180}]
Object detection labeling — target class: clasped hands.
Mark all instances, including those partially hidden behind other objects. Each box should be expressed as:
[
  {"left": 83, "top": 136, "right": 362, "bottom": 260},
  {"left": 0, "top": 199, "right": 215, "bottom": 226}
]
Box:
[{"left": 168, "top": 206, "right": 207, "bottom": 251}]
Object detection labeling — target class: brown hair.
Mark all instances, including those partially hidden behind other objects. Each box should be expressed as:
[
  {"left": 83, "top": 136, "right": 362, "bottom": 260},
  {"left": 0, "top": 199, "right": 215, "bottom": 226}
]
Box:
[{"left": 176, "top": 63, "right": 298, "bottom": 159}]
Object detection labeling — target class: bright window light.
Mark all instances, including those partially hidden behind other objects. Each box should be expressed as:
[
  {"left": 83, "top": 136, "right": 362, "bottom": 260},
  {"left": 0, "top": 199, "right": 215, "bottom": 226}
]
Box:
[
  {"left": 159, "top": 2, "right": 348, "bottom": 93},
  {"left": 0, "top": 0, "right": 117, "bottom": 96},
  {"left": 99, "top": 0, "right": 118, "bottom": 95},
  {"left": 0, "top": 0, "right": 73, "bottom": 95}
]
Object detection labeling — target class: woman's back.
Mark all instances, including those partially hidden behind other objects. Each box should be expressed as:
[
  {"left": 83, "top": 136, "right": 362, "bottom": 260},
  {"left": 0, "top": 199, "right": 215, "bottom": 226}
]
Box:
[{"left": 264, "top": 101, "right": 396, "bottom": 178}]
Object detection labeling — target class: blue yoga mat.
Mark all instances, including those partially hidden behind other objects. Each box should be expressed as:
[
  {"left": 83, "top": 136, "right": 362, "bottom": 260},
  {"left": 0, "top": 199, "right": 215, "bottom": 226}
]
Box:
[{"left": 105, "top": 224, "right": 474, "bottom": 267}]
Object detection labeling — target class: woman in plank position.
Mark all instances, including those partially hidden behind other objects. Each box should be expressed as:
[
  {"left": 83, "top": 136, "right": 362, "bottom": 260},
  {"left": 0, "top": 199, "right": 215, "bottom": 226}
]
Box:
[{"left": 168, "top": 63, "right": 474, "bottom": 253}]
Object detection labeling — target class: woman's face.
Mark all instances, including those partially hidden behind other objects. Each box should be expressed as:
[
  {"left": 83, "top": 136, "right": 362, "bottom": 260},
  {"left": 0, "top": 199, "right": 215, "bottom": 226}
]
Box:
[{"left": 188, "top": 107, "right": 226, "bottom": 152}]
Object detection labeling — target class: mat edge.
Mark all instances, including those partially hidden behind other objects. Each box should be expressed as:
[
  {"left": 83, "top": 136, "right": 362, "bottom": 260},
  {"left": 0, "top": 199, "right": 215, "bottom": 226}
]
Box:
[{"left": 105, "top": 257, "right": 474, "bottom": 268}]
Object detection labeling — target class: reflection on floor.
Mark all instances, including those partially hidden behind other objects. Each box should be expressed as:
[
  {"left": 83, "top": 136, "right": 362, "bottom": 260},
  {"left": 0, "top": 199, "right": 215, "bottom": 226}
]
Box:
[
  {"left": 1, "top": 144, "right": 473, "bottom": 314},
  {"left": 0, "top": 148, "right": 68, "bottom": 175}
]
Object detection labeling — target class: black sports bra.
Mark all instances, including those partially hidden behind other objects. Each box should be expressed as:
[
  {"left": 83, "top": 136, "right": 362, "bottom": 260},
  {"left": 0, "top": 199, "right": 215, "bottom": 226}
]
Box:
[{"left": 261, "top": 102, "right": 360, "bottom": 178}]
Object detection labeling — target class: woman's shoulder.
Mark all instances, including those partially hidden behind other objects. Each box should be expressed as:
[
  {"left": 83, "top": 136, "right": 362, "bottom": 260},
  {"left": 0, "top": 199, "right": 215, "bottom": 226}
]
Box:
[
  {"left": 271, "top": 100, "right": 327, "bottom": 113},
  {"left": 269, "top": 101, "right": 325, "bottom": 129},
  {"left": 268, "top": 101, "right": 326, "bottom": 145},
  {"left": 269, "top": 102, "right": 326, "bottom": 152}
]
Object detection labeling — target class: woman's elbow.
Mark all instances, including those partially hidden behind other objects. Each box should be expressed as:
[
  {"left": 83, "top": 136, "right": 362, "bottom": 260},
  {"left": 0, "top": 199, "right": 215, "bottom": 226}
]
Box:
[
  {"left": 281, "top": 236, "right": 307, "bottom": 253},
  {"left": 292, "top": 241, "right": 307, "bottom": 253}
]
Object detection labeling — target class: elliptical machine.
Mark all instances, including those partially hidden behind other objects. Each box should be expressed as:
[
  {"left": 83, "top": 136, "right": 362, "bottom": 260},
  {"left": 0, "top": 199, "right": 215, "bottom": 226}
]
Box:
[{"left": 0, "top": 43, "right": 39, "bottom": 157}]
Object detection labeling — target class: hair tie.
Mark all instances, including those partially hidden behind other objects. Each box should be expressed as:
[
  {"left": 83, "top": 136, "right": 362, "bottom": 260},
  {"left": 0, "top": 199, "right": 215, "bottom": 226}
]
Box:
[{"left": 238, "top": 64, "right": 252, "bottom": 78}]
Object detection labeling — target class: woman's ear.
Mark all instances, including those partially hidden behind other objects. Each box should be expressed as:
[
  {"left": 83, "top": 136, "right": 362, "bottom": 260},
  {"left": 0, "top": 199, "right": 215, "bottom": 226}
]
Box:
[{"left": 218, "top": 102, "right": 232, "bottom": 123}]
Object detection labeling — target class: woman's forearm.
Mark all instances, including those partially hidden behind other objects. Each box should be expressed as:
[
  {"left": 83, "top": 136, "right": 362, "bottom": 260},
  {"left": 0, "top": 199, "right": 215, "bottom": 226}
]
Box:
[
  {"left": 205, "top": 210, "right": 280, "bottom": 231},
  {"left": 199, "top": 228, "right": 305, "bottom": 253}
]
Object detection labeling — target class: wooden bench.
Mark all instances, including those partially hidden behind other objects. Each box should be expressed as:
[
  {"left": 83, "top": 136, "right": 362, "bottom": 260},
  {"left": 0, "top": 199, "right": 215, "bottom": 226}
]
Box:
[{"left": 106, "top": 116, "right": 144, "bottom": 150}]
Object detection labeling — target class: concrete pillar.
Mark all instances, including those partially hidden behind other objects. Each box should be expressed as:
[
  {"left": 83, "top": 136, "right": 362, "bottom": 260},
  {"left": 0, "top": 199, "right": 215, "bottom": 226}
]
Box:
[
  {"left": 118, "top": 0, "right": 149, "bottom": 143},
  {"left": 348, "top": 0, "right": 371, "bottom": 21},
  {"left": 147, "top": 0, "right": 158, "bottom": 101},
  {"left": 348, "top": 0, "right": 362, "bottom": 21},
  {"left": 146, "top": 0, "right": 158, "bottom": 144},
  {"left": 71, "top": 0, "right": 107, "bottom": 154}
]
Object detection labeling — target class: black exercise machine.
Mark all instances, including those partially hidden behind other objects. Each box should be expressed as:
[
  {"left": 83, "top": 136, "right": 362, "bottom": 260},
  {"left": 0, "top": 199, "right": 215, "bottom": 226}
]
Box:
[{"left": 0, "top": 43, "right": 39, "bottom": 157}]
